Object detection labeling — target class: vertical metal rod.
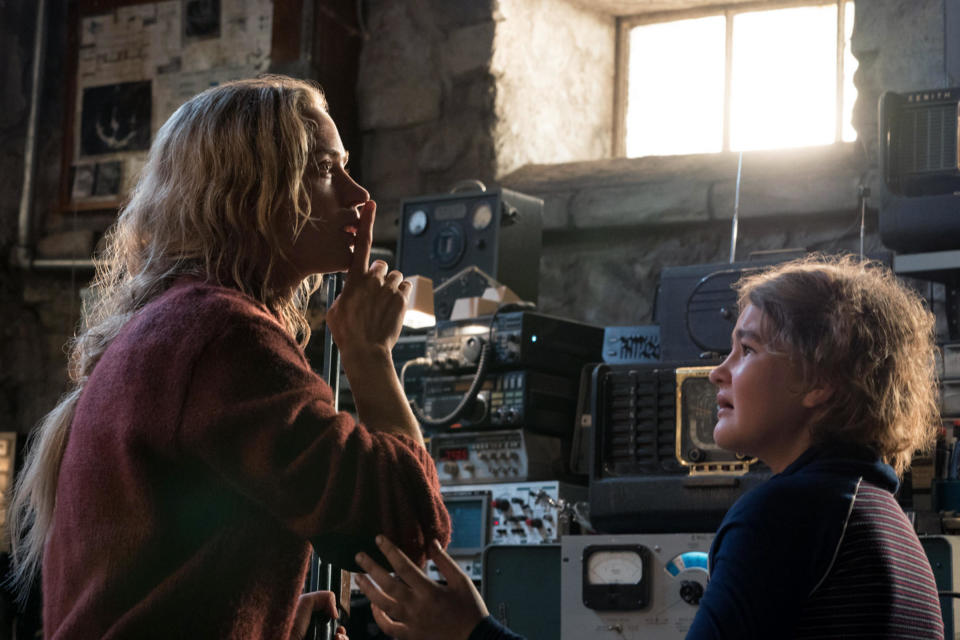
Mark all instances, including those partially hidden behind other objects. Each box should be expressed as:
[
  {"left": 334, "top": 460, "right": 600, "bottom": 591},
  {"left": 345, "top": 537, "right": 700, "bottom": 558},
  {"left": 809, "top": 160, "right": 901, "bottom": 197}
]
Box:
[
  {"left": 16, "top": 0, "right": 48, "bottom": 266},
  {"left": 722, "top": 9, "right": 734, "bottom": 152},
  {"left": 305, "top": 274, "right": 345, "bottom": 640},
  {"left": 730, "top": 151, "right": 743, "bottom": 263},
  {"left": 835, "top": 0, "right": 846, "bottom": 143},
  {"left": 858, "top": 185, "right": 870, "bottom": 259}
]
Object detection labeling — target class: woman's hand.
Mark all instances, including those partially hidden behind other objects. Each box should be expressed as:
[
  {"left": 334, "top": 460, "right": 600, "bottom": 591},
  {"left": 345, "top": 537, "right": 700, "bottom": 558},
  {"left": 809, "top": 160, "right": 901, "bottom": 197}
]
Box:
[
  {"left": 324, "top": 200, "right": 422, "bottom": 442},
  {"left": 289, "top": 591, "right": 348, "bottom": 640},
  {"left": 354, "top": 536, "right": 488, "bottom": 640},
  {"left": 326, "top": 200, "right": 411, "bottom": 359}
]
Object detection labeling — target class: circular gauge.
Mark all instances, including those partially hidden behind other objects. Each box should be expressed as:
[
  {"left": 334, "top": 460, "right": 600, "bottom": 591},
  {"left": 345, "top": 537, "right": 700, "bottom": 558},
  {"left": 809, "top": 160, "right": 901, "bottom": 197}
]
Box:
[
  {"left": 586, "top": 550, "right": 644, "bottom": 585},
  {"left": 582, "top": 545, "right": 651, "bottom": 611},
  {"left": 472, "top": 203, "right": 493, "bottom": 230},
  {"left": 407, "top": 209, "right": 428, "bottom": 236}
]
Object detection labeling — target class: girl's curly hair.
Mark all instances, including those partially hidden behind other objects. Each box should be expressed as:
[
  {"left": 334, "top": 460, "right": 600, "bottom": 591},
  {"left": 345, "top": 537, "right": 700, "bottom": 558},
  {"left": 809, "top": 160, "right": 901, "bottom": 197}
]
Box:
[{"left": 736, "top": 253, "right": 940, "bottom": 476}]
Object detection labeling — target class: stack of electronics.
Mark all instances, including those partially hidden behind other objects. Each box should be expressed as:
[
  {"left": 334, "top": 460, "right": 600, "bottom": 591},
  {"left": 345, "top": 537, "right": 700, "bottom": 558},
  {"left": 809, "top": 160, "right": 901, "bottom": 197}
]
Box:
[{"left": 392, "top": 185, "right": 599, "bottom": 593}]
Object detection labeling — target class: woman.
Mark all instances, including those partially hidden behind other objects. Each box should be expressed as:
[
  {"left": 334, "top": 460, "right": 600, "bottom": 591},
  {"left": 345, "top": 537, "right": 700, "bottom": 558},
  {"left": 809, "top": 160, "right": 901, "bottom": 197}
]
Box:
[
  {"left": 8, "top": 75, "right": 449, "bottom": 639},
  {"left": 354, "top": 254, "right": 945, "bottom": 639}
]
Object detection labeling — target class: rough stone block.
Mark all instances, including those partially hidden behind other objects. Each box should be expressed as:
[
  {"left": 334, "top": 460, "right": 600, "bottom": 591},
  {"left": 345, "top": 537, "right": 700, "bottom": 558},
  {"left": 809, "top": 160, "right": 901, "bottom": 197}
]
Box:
[
  {"left": 363, "top": 127, "right": 429, "bottom": 189},
  {"left": 357, "top": 2, "right": 443, "bottom": 129},
  {"left": 443, "top": 22, "right": 495, "bottom": 76},
  {"left": 502, "top": 144, "right": 867, "bottom": 230},
  {"left": 418, "top": 117, "right": 477, "bottom": 172},
  {"left": 358, "top": 83, "right": 442, "bottom": 130},
  {"left": 427, "top": 0, "right": 495, "bottom": 30}
]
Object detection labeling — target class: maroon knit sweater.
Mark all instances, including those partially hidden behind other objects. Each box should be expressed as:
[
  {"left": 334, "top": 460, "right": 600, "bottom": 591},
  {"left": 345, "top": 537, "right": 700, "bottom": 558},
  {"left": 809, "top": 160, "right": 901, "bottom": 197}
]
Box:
[{"left": 43, "top": 279, "right": 450, "bottom": 639}]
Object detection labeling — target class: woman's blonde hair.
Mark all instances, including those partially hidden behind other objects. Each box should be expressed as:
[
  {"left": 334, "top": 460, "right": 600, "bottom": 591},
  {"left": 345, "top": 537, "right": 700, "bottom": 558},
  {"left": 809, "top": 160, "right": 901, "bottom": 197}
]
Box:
[
  {"left": 7, "top": 75, "right": 329, "bottom": 600},
  {"left": 736, "top": 253, "right": 940, "bottom": 476}
]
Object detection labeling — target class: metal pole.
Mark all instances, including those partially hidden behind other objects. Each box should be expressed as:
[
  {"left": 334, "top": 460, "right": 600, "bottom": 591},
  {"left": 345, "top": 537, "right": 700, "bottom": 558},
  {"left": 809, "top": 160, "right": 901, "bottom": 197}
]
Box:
[
  {"left": 15, "top": 0, "right": 48, "bottom": 268},
  {"left": 730, "top": 151, "right": 743, "bottom": 263}
]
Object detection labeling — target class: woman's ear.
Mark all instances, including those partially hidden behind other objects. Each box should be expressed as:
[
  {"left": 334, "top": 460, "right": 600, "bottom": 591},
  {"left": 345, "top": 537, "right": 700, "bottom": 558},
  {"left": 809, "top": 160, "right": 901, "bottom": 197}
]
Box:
[{"left": 801, "top": 382, "right": 835, "bottom": 409}]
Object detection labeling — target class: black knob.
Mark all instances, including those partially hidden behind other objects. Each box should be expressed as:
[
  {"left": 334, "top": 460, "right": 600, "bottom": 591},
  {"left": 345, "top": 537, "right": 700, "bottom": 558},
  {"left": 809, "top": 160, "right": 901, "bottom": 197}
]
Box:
[
  {"left": 680, "top": 580, "right": 704, "bottom": 605},
  {"left": 494, "top": 499, "right": 511, "bottom": 512}
]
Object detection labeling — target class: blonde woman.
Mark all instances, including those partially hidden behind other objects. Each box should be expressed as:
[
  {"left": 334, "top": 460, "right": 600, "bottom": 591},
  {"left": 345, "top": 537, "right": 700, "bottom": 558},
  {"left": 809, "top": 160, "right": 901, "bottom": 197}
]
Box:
[
  {"left": 8, "top": 75, "right": 450, "bottom": 639},
  {"left": 355, "top": 255, "right": 944, "bottom": 640}
]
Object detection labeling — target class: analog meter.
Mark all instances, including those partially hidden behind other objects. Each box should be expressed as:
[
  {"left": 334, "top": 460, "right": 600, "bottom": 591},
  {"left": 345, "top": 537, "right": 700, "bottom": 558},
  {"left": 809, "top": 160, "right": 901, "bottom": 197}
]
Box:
[
  {"left": 407, "top": 209, "right": 428, "bottom": 236},
  {"left": 581, "top": 544, "right": 651, "bottom": 610},
  {"left": 472, "top": 202, "right": 494, "bottom": 230}
]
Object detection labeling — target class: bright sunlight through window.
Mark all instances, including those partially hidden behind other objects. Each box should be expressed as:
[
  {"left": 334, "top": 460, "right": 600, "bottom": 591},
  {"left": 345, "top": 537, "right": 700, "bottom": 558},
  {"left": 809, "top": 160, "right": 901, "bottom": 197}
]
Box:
[{"left": 625, "top": 1, "right": 857, "bottom": 157}]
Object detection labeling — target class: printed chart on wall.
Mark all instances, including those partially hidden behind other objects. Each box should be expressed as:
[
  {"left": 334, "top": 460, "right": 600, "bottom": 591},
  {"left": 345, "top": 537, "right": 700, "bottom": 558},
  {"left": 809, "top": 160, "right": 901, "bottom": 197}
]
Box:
[{"left": 71, "top": 0, "right": 273, "bottom": 207}]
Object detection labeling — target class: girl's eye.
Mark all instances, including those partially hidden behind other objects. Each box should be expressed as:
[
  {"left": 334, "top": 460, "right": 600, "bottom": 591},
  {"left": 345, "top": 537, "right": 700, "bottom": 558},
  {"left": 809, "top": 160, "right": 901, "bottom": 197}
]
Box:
[
  {"left": 318, "top": 160, "right": 334, "bottom": 174},
  {"left": 741, "top": 344, "right": 754, "bottom": 355}
]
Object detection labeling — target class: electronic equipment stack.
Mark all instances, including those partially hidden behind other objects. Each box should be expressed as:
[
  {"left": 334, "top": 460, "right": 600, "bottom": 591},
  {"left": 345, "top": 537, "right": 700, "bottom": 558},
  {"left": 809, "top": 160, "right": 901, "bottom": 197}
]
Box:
[{"left": 414, "top": 309, "right": 602, "bottom": 586}]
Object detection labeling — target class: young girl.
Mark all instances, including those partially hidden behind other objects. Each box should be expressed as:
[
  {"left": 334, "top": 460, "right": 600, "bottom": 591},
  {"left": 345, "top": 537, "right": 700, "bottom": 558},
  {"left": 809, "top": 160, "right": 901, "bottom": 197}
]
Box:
[
  {"left": 8, "top": 75, "right": 449, "bottom": 639},
  {"left": 354, "top": 254, "right": 945, "bottom": 639}
]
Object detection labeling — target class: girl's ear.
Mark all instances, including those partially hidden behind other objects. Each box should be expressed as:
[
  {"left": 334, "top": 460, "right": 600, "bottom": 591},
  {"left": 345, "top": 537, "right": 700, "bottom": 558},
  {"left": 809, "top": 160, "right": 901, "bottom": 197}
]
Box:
[{"left": 801, "top": 382, "right": 834, "bottom": 409}]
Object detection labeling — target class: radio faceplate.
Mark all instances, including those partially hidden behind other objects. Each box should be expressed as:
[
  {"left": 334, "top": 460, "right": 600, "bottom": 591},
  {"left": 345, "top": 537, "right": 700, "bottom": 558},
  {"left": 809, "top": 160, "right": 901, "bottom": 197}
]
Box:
[
  {"left": 561, "top": 533, "right": 713, "bottom": 639},
  {"left": 430, "top": 428, "right": 563, "bottom": 485},
  {"left": 426, "top": 311, "right": 604, "bottom": 377},
  {"left": 421, "top": 370, "right": 577, "bottom": 436}
]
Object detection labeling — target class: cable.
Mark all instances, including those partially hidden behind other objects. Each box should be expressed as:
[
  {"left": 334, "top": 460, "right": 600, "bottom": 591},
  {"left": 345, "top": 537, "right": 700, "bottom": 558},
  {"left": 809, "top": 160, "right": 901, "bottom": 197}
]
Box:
[
  {"left": 402, "top": 301, "right": 534, "bottom": 429},
  {"left": 406, "top": 343, "right": 491, "bottom": 429}
]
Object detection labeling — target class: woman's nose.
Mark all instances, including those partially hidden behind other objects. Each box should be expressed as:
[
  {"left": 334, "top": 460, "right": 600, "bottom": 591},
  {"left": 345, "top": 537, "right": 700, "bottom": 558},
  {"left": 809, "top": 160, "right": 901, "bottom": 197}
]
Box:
[{"left": 341, "top": 172, "right": 370, "bottom": 208}]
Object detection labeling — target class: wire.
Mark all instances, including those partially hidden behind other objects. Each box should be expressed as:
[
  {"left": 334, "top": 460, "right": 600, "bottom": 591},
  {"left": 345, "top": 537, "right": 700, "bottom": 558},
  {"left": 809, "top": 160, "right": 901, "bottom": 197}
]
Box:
[
  {"left": 402, "top": 301, "right": 534, "bottom": 429},
  {"left": 407, "top": 344, "right": 491, "bottom": 429}
]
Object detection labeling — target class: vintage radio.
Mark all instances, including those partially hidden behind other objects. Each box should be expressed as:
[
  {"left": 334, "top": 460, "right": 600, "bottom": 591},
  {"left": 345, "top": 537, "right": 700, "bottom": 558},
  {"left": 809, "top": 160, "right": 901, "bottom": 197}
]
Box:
[{"left": 588, "top": 363, "right": 768, "bottom": 534}]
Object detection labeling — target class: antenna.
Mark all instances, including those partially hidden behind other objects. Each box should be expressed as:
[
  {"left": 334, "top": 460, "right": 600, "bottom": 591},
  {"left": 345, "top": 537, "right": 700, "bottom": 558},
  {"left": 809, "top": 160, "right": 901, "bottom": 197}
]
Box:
[{"left": 730, "top": 151, "right": 743, "bottom": 263}]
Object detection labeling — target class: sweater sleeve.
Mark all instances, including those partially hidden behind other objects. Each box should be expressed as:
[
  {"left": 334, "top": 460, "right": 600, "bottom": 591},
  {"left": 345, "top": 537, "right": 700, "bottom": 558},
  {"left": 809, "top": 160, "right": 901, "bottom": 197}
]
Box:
[
  {"left": 176, "top": 301, "right": 450, "bottom": 570},
  {"left": 468, "top": 616, "right": 527, "bottom": 640}
]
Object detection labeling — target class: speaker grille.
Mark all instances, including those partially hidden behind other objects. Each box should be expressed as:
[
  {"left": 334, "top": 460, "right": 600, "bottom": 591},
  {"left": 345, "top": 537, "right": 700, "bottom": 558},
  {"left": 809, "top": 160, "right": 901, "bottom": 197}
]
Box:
[
  {"left": 598, "top": 368, "right": 682, "bottom": 476},
  {"left": 897, "top": 104, "right": 959, "bottom": 174}
]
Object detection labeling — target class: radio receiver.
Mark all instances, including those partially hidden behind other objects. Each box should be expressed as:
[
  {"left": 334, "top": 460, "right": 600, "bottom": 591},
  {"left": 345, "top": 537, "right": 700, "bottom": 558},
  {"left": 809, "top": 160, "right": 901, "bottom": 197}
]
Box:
[{"left": 397, "top": 184, "right": 543, "bottom": 304}]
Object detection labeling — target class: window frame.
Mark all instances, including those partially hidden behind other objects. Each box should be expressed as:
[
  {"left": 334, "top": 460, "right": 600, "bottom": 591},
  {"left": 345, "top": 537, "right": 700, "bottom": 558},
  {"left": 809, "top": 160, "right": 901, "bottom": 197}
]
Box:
[{"left": 613, "top": 0, "right": 852, "bottom": 157}]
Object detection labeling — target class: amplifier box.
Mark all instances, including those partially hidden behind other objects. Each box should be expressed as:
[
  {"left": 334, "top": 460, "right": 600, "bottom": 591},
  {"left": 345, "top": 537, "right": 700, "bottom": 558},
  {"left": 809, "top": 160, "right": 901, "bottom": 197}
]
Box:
[
  {"left": 482, "top": 545, "right": 561, "bottom": 640},
  {"left": 427, "top": 310, "right": 604, "bottom": 378},
  {"left": 561, "top": 533, "right": 713, "bottom": 639},
  {"left": 420, "top": 369, "right": 577, "bottom": 436},
  {"left": 429, "top": 428, "right": 564, "bottom": 485},
  {"left": 655, "top": 256, "right": 798, "bottom": 363},
  {"left": 397, "top": 187, "right": 543, "bottom": 304}
]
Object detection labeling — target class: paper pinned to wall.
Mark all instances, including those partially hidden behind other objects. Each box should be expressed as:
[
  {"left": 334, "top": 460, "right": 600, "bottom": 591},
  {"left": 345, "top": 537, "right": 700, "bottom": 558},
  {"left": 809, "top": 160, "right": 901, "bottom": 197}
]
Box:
[{"left": 72, "top": 0, "right": 273, "bottom": 205}]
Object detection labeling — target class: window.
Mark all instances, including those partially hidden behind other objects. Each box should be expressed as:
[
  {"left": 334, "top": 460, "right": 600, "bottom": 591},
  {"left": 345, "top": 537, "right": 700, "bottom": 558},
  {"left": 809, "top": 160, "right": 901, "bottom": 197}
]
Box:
[{"left": 619, "top": 1, "right": 856, "bottom": 157}]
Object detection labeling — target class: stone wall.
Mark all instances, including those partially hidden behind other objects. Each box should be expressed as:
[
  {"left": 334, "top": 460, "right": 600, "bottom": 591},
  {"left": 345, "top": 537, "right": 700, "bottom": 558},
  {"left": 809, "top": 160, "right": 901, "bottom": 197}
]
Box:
[
  {"left": 357, "top": 0, "right": 615, "bottom": 242},
  {"left": 491, "top": 0, "right": 614, "bottom": 175},
  {"left": 357, "top": 0, "right": 956, "bottom": 328}
]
